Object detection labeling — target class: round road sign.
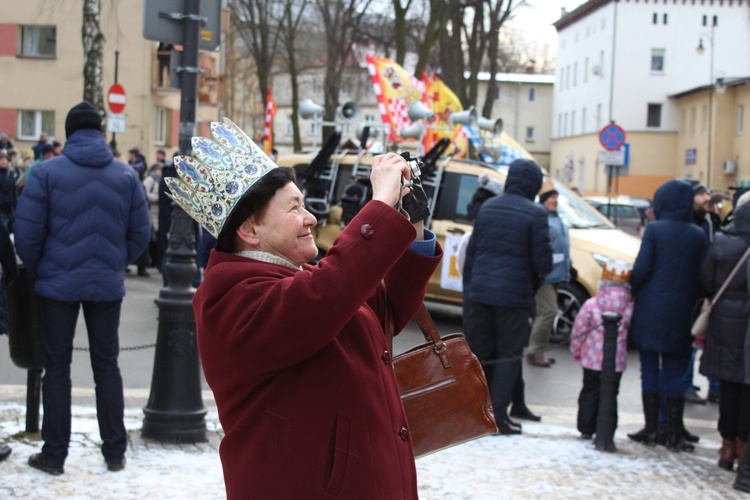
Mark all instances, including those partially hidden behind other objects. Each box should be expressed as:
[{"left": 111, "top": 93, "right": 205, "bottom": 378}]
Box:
[
  {"left": 599, "top": 123, "right": 626, "bottom": 151},
  {"left": 107, "top": 83, "right": 127, "bottom": 114}
]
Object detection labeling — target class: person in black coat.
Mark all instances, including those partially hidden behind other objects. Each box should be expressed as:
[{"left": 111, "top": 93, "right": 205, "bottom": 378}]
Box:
[
  {"left": 699, "top": 201, "right": 750, "bottom": 470},
  {"left": 463, "top": 158, "right": 552, "bottom": 434},
  {"left": 0, "top": 221, "right": 17, "bottom": 463},
  {"left": 627, "top": 180, "right": 707, "bottom": 452}
]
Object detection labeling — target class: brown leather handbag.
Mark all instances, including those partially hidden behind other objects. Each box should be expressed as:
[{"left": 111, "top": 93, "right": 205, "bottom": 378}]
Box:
[{"left": 385, "top": 302, "right": 498, "bottom": 458}]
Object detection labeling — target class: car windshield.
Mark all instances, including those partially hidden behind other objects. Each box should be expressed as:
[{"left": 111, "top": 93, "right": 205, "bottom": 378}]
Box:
[
  {"left": 597, "top": 204, "right": 639, "bottom": 218},
  {"left": 552, "top": 181, "right": 611, "bottom": 229}
]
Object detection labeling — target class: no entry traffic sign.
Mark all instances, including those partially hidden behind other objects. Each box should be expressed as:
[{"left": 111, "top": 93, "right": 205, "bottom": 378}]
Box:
[
  {"left": 599, "top": 123, "right": 626, "bottom": 151},
  {"left": 108, "top": 83, "right": 127, "bottom": 114}
]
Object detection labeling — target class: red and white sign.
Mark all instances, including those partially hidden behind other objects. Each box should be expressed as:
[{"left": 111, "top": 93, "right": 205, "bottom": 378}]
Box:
[{"left": 107, "top": 83, "right": 127, "bottom": 114}]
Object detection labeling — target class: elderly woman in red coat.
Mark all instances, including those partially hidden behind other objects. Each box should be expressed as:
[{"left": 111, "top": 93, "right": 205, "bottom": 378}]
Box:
[{"left": 166, "top": 119, "right": 441, "bottom": 499}]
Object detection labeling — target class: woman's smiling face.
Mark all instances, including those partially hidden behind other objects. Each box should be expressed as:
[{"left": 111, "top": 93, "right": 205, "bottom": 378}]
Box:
[{"left": 251, "top": 182, "right": 318, "bottom": 266}]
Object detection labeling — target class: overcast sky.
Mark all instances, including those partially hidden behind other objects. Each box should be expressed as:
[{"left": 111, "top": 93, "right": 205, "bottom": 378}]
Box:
[{"left": 507, "top": 0, "right": 588, "bottom": 58}]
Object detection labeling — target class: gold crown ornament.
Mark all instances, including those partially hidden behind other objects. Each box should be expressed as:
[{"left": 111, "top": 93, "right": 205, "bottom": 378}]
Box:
[
  {"left": 165, "top": 118, "right": 278, "bottom": 238},
  {"left": 601, "top": 257, "right": 633, "bottom": 285}
]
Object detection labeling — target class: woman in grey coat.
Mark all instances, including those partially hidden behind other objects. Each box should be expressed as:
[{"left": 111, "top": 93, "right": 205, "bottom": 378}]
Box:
[{"left": 700, "top": 202, "right": 750, "bottom": 471}]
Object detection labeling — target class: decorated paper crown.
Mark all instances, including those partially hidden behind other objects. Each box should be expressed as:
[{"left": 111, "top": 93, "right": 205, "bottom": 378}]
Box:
[
  {"left": 601, "top": 258, "right": 633, "bottom": 285},
  {"left": 165, "top": 118, "right": 278, "bottom": 238}
]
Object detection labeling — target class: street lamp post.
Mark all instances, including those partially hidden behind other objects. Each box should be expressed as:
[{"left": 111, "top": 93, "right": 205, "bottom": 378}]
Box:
[{"left": 697, "top": 15, "right": 718, "bottom": 188}]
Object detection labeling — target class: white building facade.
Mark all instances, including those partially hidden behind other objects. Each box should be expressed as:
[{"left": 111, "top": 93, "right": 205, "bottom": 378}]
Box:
[{"left": 552, "top": 0, "right": 750, "bottom": 197}]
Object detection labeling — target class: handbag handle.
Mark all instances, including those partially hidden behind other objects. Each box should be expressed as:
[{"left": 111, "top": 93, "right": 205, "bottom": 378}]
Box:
[
  {"left": 710, "top": 246, "right": 750, "bottom": 307},
  {"left": 381, "top": 287, "right": 451, "bottom": 369}
]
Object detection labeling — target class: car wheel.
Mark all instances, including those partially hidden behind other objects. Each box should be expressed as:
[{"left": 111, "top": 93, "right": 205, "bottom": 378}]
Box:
[{"left": 550, "top": 283, "right": 590, "bottom": 344}]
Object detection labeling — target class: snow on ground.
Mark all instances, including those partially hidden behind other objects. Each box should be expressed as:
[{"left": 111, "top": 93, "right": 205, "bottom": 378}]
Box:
[{"left": 0, "top": 403, "right": 744, "bottom": 499}]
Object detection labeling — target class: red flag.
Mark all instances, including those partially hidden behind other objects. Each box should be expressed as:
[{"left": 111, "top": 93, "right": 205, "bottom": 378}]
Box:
[{"left": 262, "top": 88, "right": 277, "bottom": 155}]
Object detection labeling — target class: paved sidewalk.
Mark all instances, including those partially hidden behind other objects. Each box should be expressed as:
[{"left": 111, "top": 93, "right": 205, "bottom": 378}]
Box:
[{"left": 0, "top": 396, "right": 744, "bottom": 499}]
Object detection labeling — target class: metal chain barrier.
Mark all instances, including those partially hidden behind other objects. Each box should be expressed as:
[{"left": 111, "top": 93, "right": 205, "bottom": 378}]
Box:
[
  {"left": 73, "top": 344, "right": 156, "bottom": 352},
  {"left": 479, "top": 321, "right": 604, "bottom": 367}
]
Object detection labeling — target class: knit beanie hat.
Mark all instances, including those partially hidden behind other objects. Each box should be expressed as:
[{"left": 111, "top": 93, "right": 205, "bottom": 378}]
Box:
[
  {"left": 65, "top": 102, "right": 102, "bottom": 138},
  {"left": 538, "top": 177, "right": 559, "bottom": 204}
]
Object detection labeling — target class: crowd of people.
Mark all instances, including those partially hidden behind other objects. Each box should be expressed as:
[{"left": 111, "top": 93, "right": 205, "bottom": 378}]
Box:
[
  {"left": 2, "top": 107, "right": 750, "bottom": 494},
  {"left": 462, "top": 164, "right": 750, "bottom": 492}
]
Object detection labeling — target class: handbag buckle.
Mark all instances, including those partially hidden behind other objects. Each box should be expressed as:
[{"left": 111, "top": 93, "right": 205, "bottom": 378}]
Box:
[{"left": 433, "top": 341, "right": 451, "bottom": 369}]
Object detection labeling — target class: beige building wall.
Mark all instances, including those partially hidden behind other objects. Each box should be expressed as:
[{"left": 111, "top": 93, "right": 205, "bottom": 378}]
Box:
[
  {"left": 675, "top": 83, "right": 750, "bottom": 193},
  {"left": 551, "top": 131, "right": 676, "bottom": 199},
  {"left": 0, "top": 1, "right": 224, "bottom": 164}
]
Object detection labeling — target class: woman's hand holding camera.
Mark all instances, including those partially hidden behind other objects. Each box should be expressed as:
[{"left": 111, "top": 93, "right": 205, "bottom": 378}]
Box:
[{"left": 371, "top": 153, "right": 410, "bottom": 208}]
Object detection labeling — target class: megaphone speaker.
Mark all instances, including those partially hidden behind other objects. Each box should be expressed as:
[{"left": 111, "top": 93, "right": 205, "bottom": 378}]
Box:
[
  {"left": 356, "top": 122, "right": 379, "bottom": 141},
  {"left": 400, "top": 122, "right": 424, "bottom": 140},
  {"left": 449, "top": 106, "right": 478, "bottom": 127},
  {"left": 299, "top": 99, "right": 325, "bottom": 120},
  {"left": 338, "top": 101, "right": 361, "bottom": 123},
  {"left": 478, "top": 117, "right": 504, "bottom": 136},
  {"left": 408, "top": 101, "right": 435, "bottom": 122}
]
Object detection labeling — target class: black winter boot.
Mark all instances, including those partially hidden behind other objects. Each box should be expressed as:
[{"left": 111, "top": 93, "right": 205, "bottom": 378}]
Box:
[
  {"left": 734, "top": 442, "right": 750, "bottom": 493},
  {"left": 665, "top": 397, "right": 694, "bottom": 452},
  {"left": 628, "top": 392, "right": 660, "bottom": 445}
]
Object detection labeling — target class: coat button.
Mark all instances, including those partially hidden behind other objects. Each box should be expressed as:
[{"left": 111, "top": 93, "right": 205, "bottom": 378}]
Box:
[
  {"left": 381, "top": 350, "right": 391, "bottom": 364},
  {"left": 399, "top": 427, "right": 409, "bottom": 441},
  {"left": 360, "top": 224, "right": 374, "bottom": 239}
]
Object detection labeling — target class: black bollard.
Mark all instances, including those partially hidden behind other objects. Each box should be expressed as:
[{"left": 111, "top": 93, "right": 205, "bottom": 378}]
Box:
[
  {"left": 594, "top": 311, "right": 621, "bottom": 452},
  {"left": 142, "top": 204, "right": 207, "bottom": 443}
]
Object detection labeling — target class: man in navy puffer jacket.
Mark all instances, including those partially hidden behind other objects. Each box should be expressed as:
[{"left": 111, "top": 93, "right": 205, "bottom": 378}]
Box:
[
  {"left": 14, "top": 102, "right": 150, "bottom": 475},
  {"left": 463, "top": 158, "right": 552, "bottom": 434}
]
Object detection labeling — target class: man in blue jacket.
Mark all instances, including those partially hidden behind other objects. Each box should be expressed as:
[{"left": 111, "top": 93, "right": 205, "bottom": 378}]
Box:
[
  {"left": 528, "top": 179, "right": 573, "bottom": 368},
  {"left": 14, "top": 102, "right": 150, "bottom": 475},
  {"left": 463, "top": 158, "right": 552, "bottom": 434}
]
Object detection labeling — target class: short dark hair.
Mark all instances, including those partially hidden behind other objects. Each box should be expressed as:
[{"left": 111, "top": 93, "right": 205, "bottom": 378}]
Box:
[{"left": 216, "top": 167, "right": 296, "bottom": 253}]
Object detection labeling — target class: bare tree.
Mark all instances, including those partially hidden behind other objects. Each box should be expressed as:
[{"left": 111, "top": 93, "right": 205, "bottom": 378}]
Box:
[
  {"left": 315, "top": 0, "right": 373, "bottom": 129},
  {"left": 82, "top": 0, "right": 105, "bottom": 119},
  {"left": 413, "top": 0, "right": 455, "bottom": 78},
  {"left": 278, "top": 0, "right": 313, "bottom": 151},
  {"left": 230, "top": 0, "right": 283, "bottom": 110},
  {"left": 438, "top": 0, "right": 468, "bottom": 105},
  {"left": 480, "top": 0, "right": 515, "bottom": 118},
  {"left": 391, "top": 0, "right": 415, "bottom": 65}
]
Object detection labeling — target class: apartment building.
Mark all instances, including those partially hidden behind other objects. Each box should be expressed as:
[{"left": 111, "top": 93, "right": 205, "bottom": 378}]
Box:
[
  {"left": 552, "top": 0, "right": 750, "bottom": 197},
  {"left": 0, "top": 1, "right": 226, "bottom": 164}
]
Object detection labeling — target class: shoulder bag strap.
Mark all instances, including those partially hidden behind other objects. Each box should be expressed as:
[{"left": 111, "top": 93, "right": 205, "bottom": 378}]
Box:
[
  {"left": 711, "top": 246, "right": 750, "bottom": 307},
  {"left": 414, "top": 303, "right": 451, "bottom": 368}
]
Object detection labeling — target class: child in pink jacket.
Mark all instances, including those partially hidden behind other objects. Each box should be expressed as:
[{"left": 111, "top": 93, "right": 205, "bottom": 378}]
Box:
[{"left": 570, "top": 258, "right": 634, "bottom": 438}]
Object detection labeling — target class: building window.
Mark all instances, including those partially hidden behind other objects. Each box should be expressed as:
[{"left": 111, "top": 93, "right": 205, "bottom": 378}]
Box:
[
  {"left": 154, "top": 107, "right": 167, "bottom": 146},
  {"left": 566, "top": 65, "right": 570, "bottom": 89},
  {"left": 285, "top": 115, "right": 293, "bottom": 136},
  {"left": 702, "top": 15, "right": 707, "bottom": 26},
  {"left": 496, "top": 86, "right": 501, "bottom": 100},
  {"left": 652, "top": 13, "right": 658, "bottom": 24},
  {"left": 680, "top": 110, "right": 686, "bottom": 137},
  {"left": 557, "top": 114, "right": 562, "bottom": 137},
  {"left": 663, "top": 13, "right": 668, "bottom": 25},
  {"left": 525, "top": 126, "right": 535, "bottom": 142},
  {"left": 528, "top": 86, "right": 536, "bottom": 102},
  {"left": 651, "top": 48, "right": 665, "bottom": 73},
  {"left": 564, "top": 112, "right": 568, "bottom": 136},
  {"left": 18, "top": 25, "right": 56, "bottom": 58},
  {"left": 571, "top": 111, "right": 576, "bottom": 135},
  {"left": 582, "top": 107, "right": 587, "bottom": 133},
  {"left": 596, "top": 103, "right": 602, "bottom": 130},
  {"left": 584, "top": 57, "right": 589, "bottom": 83},
  {"left": 738, "top": 105, "right": 745, "bottom": 136},
  {"left": 573, "top": 62, "right": 578, "bottom": 86},
  {"left": 690, "top": 106, "right": 696, "bottom": 136},
  {"left": 18, "top": 109, "right": 55, "bottom": 140},
  {"left": 701, "top": 104, "right": 708, "bottom": 133},
  {"left": 647, "top": 103, "right": 662, "bottom": 128}
]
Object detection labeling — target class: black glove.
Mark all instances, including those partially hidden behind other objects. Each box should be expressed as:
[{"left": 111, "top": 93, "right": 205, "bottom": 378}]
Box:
[{"left": 401, "top": 190, "right": 430, "bottom": 224}]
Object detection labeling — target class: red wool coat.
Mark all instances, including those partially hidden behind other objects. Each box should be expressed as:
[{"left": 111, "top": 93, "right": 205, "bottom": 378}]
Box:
[{"left": 194, "top": 202, "right": 442, "bottom": 499}]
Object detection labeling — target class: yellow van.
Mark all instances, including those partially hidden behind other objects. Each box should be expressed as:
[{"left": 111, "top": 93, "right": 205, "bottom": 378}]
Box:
[{"left": 278, "top": 152, "right": 641, "bottom": 342}]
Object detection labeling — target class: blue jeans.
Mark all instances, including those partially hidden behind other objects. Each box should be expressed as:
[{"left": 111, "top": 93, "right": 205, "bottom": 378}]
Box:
[
  {"left": 39, "top": 298, "right": 126, "bottom": 466},
  {"left": 639, "top": 350, "right": 687, "bottom": 399}
]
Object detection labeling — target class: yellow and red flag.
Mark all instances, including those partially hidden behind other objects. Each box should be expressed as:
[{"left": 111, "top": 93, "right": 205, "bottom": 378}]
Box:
[
  {"left": 365, "top": 55, "right": 423, "bottom": 142},
  {"left": 422, "top": 74, "right": 469, "bottom": 158},
  {"left": 262, "top": 87, "right": 277, "bottom": 155}
]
